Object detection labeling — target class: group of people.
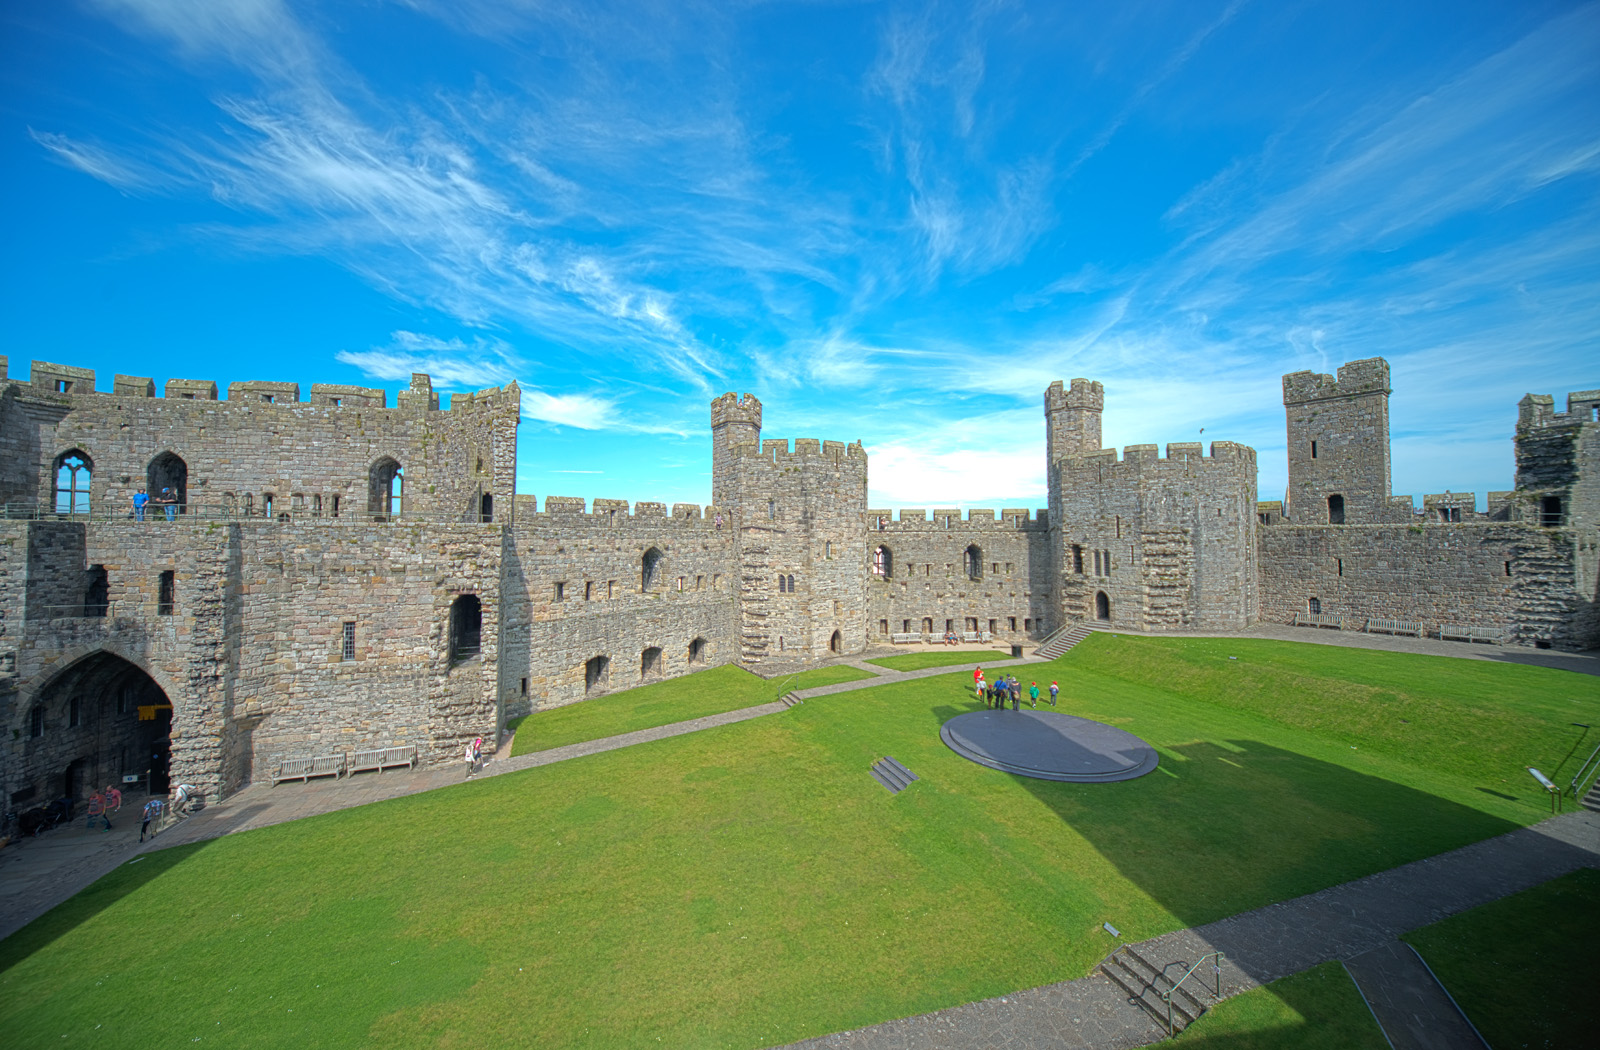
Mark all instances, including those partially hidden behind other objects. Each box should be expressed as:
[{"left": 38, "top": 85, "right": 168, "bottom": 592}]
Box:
[
  {"left": 79, "top": 783, "right": 191, "bottom": 843},
  {"left": 973, "top": 667, "right": 1058, "bottom": 711},
  {"left": 463, "top": 735, "right": 486, "bottom": 778},
  {"left": 131, "top": 486, "right": 180, "bottom": 521}
]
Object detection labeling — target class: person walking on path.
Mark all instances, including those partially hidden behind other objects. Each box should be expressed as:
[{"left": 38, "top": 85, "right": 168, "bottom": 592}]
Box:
[
  {"left": 464, "top": 741, "right": 477, "bottom": 779},
  {"left": 472, "top": 736, "right": 484, "bottom": 770},
  {"left": 139, "top": 797, "right": 162, "bottom": 842},
  {"left": 1048, "top": 680, "right": 1059, "bottom": 707},
  {"left": 1029, "top": 682, "right": 1040, "bottom": 708},
  {"left": 104, "top": 784, "right": 122, "bottom": 817},
  {"left": 132, "top": 487, "right": 148, "bottom": 522},
  {"left": 86, "top": 791, "right": 111, "bottom": 830}
]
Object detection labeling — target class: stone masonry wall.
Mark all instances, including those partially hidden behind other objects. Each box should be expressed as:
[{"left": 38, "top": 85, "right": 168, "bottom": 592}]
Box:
[{"left": 864, "top": 509, "right": 1053, "bottom": 646}]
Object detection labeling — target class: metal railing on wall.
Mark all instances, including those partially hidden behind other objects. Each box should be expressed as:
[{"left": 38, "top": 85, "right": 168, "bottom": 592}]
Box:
[{"left": 6, "top": 503, "right": 493, "bottom": 525}]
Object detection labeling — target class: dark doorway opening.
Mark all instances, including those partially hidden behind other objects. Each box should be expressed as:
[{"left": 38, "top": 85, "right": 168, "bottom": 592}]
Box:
[
  {"left": 688, "top": 637, "right": 706, "bottom": 665},
  {"left": 1327, "top": 494, "right": 1346, "bottom": 525},
  {"left": 29, "top": 651, "right": 173, "bottom": 804},
  {"left": 1095, "top": 591, "right": 1111, "bottom": 621},
  {"left": 1541, "top": 496, "right": 1563, "bottom": 526},
  {"left": 585, "top": 655, "right": 610, "bottom": 695},
  {"left": 449, "top": 594, "right": 482, "bottom": 664},
  {"left": 147, "top": 452, "right": 188, "bottom": 516},
  {"left": 829, "top": 630, "right": 843, "bottom": 654}
]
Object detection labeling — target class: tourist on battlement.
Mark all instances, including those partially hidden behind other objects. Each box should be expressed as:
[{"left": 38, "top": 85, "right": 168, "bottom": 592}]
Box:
[{"left": 132, "top": 487, "right": 148, "bottom": 521}]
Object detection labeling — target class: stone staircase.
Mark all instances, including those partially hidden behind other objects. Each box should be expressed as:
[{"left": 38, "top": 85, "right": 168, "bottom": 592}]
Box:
[
  {"left": 1582, "top": 777, "right": 1600, "bottom": 814},
  {"left": 1098, "top": 943, "right": 1216, "bottom": 1036},
  {"left": 1033, "top": 622, "right": 1098, "bottom": 660}
]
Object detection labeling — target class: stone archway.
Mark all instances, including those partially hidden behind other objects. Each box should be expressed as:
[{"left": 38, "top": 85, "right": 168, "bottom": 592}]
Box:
[
  {"left": 8, "top": 650, "right": 174, "bottom": 806},
  {"left": 1095, "top": 591, "right": 1111, "bottom": 622}
]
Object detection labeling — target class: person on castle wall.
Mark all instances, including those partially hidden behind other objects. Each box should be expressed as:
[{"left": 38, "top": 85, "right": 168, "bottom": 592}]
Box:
[
  {"left": 132, "top": 487, "right": 148, "bottom": 522},
  {"left": 155, "top": 487, "right": 176, "bottom": 522}
]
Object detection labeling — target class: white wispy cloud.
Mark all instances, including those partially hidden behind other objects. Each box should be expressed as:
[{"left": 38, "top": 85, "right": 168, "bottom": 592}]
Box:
[{"left": 30, "top": 129, "right": 157, "bottom": 191}]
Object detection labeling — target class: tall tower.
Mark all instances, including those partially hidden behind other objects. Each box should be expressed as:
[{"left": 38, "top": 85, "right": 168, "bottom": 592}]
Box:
[
  {"left": 1282, "top": 358, "right": 1393, "bottom": 524},
  {"left": 1045, "top": 379, "right": 1104, "bottom": 462},
  {"left": 710, "top": 393, "right": 762, "bottom": 512}
]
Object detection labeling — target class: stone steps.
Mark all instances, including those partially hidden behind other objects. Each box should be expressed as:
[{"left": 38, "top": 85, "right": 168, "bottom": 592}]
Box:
[
  {"left": 1033, "top": 622, "right": 1097, "bottom": 659},
  {"left": 868, "top": 755, "right": 918, "bottom": 794},
  {"left": 1098, "top": 943, "right": 1213, "bottom": 1036}
]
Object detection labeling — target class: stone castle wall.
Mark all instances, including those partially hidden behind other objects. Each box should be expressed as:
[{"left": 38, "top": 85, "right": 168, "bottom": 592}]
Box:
[{"left": 863, "top": 509, "right": 1053, "bottom": 644}]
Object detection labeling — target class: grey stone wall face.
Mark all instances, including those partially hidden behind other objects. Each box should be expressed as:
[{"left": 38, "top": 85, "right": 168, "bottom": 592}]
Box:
[
  {"left": 864, "top": 510, "right": 1053, "bottom": 644},
  {"left": 1282, "top": 358, "right": 1396, "bottom": 524},
  {"left": 1054, "top": 443, "right": 1258, "bottom": 632}
]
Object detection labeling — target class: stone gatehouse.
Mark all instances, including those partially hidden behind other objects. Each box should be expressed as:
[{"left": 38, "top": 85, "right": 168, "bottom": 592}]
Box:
[{"left": 1, "top": 354, "right": 1593, "bottom": 805}]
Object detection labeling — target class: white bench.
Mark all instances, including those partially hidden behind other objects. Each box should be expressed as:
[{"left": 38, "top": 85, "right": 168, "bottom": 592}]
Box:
[
  {"left": 960, "top": 631, "right": 993, "bottom": 643},
  {"left": 1439, "top": 624, "right": 1505, "bottom": 644},
  {"left": 1365, "top": 617, "right": 1422, "bottom": 637},
  {"left": 348, "top": 745, "right": 417, "bottom": 775},
  {"left": 1293, "top": 612, "right": 1345, "bottom": 630},
  {"left": 271, "top": 753, "right": 345, "bottom": 786},
  {"left": 890, "top": 632, "right": 921, "bottom": 645}
]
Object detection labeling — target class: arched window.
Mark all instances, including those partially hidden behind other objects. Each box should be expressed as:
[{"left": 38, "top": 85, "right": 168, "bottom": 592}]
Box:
[
  {"left": 585, "top": 655, "right": 610, "bottom": 695},
  {"left": 368, "top": 457, "right": 402, "bottom": 519},
  {"left": 1541, "top": 496, "right": 1563, "bottom": 527},
  {"left": 641, "top": 646, "right": 662, "bottom": 678},
  {"left": 449, "top": 594, "right": 482, "bottom": 664},
  {"left": 777, "top": 574, "right": 787, "bottom": 593},
  {"left": 147, "top": 451, "right": 188, "bottom": 516},
  {"left": 688, "top": 637, "right": 707, "bottom": 665},
  {"left": 965, "top": 544, "right": 983, "bottom": 580},
  {"left": 1308, "top": 596, "right": 1321, "bottom": 614},
  {"left": 1095, "top": 591, "right": 1111, "bottom": 621},
  {"left": 786, "top": 574, "right": 795, "bottom": 593},
  {"left": 641, "top": 547, "right": 663, "bottom": 592},
  {"left": 1327, "top": 494, "right": 1345, "bottom": 525},
  {"left": 872, "top": 546, "right": 892, "bottom": 579},
  {"left": 829, "top": 630, "right": 842, "bottom": 654},
  {"left": 54, "top": 450, "right": 92, "bottom": 516}
]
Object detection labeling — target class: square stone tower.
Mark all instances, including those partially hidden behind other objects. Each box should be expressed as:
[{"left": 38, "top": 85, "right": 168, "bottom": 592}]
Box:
[{"left": 1282, "top": 358, "right": 1393, "bottom": 524}]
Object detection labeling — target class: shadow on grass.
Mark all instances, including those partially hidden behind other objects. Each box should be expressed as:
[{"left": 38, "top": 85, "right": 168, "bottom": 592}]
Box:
[
  {"left": 0, "top": 800, "right": 274, "bottom": 966},
  {"left": 1013, "top": 738, "right": 1520, "bottom": 975}
]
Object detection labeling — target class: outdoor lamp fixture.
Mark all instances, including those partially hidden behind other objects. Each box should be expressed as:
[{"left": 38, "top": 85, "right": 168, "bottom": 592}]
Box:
[{"left": 1527, "top": 767, "right": 1561, "bottom": 814}]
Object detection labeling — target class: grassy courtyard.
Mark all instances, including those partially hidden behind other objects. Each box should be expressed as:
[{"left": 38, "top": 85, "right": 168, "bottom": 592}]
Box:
[
  {"left": 509, "top": 663, "right": 874, "bottom": 754},
  {"left": 2, "top": 635, "right": 1594, "bottom": 1048},
  {"left": 865, "top": 649, "right": 1012, "bottom": 671},
  {"left": 1175, "top": 961, "right": 1388, "bottom": 1048}
]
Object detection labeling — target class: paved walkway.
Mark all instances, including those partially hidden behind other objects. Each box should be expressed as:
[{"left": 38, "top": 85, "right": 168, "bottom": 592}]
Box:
[
  {"left": 1344, "top": 941, "right": 1488, "bottom": 1050},
  {"left": 782, "top": 810, "right": 1599, "bottom": 1049}
]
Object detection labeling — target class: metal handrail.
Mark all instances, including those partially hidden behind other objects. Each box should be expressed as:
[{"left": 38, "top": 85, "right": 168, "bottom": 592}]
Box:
[
  {"left": 5, "top": 502, "right": 491, "bottom": 525},
  {"left": 1570, "top": 741, "right": 1600, "bottom": 797},
  {"left": 1160, "top": 951, "right": 1224, "bottom": 1036}
]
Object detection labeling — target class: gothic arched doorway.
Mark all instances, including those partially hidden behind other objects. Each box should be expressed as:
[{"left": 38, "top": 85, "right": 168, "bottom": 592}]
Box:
[
  {"left": 18, "top": 652, "right": 173, "bottom": 808},
  {"left": 147, "top": 452, "right": 188, "bottom": 516},
  {"left": 1095, "top": 591, "right": 1111, "bottom": 622}
]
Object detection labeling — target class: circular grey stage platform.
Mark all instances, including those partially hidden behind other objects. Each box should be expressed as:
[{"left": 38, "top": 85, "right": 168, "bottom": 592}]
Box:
[{"left": 940, "top": 709, "right": 1159, "bottom": 782}]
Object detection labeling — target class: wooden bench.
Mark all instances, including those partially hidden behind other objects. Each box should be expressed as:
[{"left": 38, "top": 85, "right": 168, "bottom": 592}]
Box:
[
  {"left": 890, "top": 632, "right": 921, "bottom": 645},
  {"left": 348, "top": 745, "right": 417, "bottom": 775},
  {"left": 960, "top": 631, "right": 993, "bottom": 643},
  {"left": 1293, "top": 612, "right": 1345, "bottom": 630},
  {"left": 1439, "top": 624, "right": 1505, "bottom": 644},
  {"left": 1365, "top": 617, "right": 1422, "bottom": 637},
  {"left": 271, "top": 753, "right": 345, "bottom": 786}
]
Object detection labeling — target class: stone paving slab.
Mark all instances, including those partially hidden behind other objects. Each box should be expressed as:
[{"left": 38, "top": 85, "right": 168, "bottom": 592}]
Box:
[
  {"left": 779, "top": 810, "right": 1599, "bottom": 1050},
  {"left": 1344, "top": 941, "right": 1487, "bottom": 1050}
]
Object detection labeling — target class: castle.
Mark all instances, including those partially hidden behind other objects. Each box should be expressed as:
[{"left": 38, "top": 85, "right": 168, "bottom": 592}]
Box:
[{"left": 2, "top": 355, "right": 1594, "bottom": 807}]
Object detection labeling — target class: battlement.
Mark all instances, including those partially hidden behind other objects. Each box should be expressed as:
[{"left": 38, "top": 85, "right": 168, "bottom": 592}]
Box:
[
  {"left": 1044, "top": 378, "right": 1104, "bottom": 412},
  {"left": 1518, "top": 389, "right": 1600, "bottom": 429},
  {"left": 864, "top": 507, "right": 1049, "bottom": 530},
  {"left": 710, "top": 392, "right": 763, "bottom": 430},
  {"left": 1060, "top": 440, "right": 1257, "bottom": 470},
  {"left": 521, "top": 496, "right": 730, "bottom": 529},
  {"left": 1282, "top": 357, "right": 1390, "bottom": 405},
  {"left": 730, "top": 437, "right": 867, "bottom": 463},
  {"left": 10, "top": 360, "right": 516, "bottom": 413}
]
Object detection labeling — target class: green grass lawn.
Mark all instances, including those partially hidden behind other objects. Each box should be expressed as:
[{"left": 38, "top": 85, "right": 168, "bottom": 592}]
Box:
[
  {"left": 1402, "top": 867, "right": 1600, "bottom": 1050},
  {"left": 1174, "top": 961, "right": 1388, "bottom": 1048},
  {"left": 866, "top": 649, "right": 1012, "bottom": 671},
  {"left": 2, "top": 635, "right": 1594, "bottom": 1049},
  {"left": 509, "top": 663, "right": 875, "bottom": 755}
]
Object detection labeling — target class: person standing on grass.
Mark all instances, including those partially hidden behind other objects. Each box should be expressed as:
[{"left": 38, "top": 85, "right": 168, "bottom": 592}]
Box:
[
  {"left": 973, "top": 665, "right": 983, "bottom": 687},
  {"left": 974, "top": 672, "right": 985, "bottom": 701},
  {"left": 140, "top": 797, "right": 162, "bottom": 842},
  {"left": 1010, "top": 678, "right": 1020, "bottom": 711},
  {"left": 1049, "top": 680, "right": 1059, "bottom": 707},
  {"left": 1029, "top": 682, "right": 1040, "bottom": 708}
]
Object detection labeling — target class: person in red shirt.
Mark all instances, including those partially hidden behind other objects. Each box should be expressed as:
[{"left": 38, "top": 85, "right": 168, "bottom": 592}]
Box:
[{"left": 86, "top": 791, "right": 111, "bottom": 831}]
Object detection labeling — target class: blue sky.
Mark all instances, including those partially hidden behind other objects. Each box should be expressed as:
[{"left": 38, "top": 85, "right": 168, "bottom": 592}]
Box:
[{"left": 3, "top": 1, "right": 1596, "bottom": 512}]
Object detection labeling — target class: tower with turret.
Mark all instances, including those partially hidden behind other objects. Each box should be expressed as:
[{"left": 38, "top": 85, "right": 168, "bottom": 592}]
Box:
[
  {"left": 710, "top": 393, "right": 869, "bottom": 664},
  {"left": 1281, "top": 358, "right": 1398, "bottom": 524}
]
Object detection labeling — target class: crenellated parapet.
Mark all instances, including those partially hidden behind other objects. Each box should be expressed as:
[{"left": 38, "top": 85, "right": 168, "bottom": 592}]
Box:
[
  {"left": 864, "top": 507, "right": 1049, "bottom": 531},
  {"left": 1282, "top": 357, "right": 1391, "bottom": 405},
  {"left": 524, "top": 497, "right": 731, "bottom": 530},
  {"left": 1055, "top": 440, "right": 1257, "bottom": 482}
]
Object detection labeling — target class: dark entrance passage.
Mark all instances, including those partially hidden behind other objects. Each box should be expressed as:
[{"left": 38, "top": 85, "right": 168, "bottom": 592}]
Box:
[
  {"left": 1095, "top": 591, "right": 1111, "bottom": 621},
  {"left": 22, "top": 652, "right": 172, "bottom": 807},
  {"left": 147, "top": 452, "right": 188, "bottom": 516}
]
